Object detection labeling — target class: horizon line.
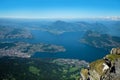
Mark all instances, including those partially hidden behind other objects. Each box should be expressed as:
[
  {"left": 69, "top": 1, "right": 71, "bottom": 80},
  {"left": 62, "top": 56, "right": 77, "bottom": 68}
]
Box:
[{"left": 0, "top": 16, "right": 120, "bottom": 20}]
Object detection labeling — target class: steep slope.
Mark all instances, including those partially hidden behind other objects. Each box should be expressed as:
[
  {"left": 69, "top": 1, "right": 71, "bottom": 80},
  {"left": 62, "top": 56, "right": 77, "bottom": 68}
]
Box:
[{"left": 80, "top": 48, "right": 120, "bottom": 80}]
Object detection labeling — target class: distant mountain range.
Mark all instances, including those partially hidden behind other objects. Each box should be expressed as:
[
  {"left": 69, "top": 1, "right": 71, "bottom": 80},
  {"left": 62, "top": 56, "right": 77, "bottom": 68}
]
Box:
[
  {"left": 0, "top": 19, "right": 120, "bottom": 36},
  {"left": 38, "top": 20, "right": 108, "bottom": 34}
]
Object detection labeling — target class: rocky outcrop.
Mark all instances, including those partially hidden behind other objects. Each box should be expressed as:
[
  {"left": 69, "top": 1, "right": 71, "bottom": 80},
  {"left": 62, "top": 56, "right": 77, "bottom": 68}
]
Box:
[
  {"left": 80, "top": 48, "right": 120, "bottom": 80},
  {"left": 110, "top": 48, "right": 120, "bottom": 55}
]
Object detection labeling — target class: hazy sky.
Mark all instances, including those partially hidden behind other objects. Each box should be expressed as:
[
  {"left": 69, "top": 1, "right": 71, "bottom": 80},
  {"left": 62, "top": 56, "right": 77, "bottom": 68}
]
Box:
[{"left": 0, "top": 0, "right": 120, "bottom": 18}]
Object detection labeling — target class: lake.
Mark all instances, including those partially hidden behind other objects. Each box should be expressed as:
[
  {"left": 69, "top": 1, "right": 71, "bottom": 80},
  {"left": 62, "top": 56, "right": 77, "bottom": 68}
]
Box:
[{"left": 28, "top": 30, "right": 108, "bottom": 62}]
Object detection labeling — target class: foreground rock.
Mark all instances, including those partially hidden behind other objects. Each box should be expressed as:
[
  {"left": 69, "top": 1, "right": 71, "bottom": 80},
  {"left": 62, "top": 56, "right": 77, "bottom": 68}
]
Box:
[
  {"left": 80, "top": 48, "right": 120, "bottom": 80},
  {"left": 110, "top": 48, "right": 120, "bottom": 55}
]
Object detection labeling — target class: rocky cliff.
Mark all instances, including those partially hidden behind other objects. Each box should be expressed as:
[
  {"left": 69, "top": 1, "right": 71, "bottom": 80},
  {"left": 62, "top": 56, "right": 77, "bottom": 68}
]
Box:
[{"left": 80, "top": 48, "right": 120, "bottom": 80}]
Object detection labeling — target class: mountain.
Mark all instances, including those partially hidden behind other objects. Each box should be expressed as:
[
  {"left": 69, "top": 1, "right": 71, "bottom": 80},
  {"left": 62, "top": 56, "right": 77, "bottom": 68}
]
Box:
[
  {"left": 80, "top": 48, "right": 120, "bottom": 80},
  {"left": 0, "top": 19, "right": 115, "bottom": 35},
  {"left": 76, "top": 22, "right": 108, "bottom": 33},
  {"left": 41, "top": 20, "right": 80, "bottom": 34},
  {"left": 80, "top": 31, "right": 120, "bottom": 50},
  {"left": 38, "top": 20, "right": 108, "bottom": 34},
  {"left": 0, "top": 26, "right": 32, "bottom": 39}
]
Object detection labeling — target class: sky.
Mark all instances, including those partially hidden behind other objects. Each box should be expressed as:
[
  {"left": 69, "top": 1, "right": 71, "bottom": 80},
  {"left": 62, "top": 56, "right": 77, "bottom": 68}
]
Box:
[{"left": 0, "top": 0, "right": 120, "bottom": 19}]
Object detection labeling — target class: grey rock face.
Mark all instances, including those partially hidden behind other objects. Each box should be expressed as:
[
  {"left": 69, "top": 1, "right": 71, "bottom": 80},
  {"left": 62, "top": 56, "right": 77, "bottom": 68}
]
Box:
[
  {"left": 103, "top": 59, "right": 120, "bottom": 80},
  {"left": 110, "top": 48, "right": 120, "bottom": 55}
]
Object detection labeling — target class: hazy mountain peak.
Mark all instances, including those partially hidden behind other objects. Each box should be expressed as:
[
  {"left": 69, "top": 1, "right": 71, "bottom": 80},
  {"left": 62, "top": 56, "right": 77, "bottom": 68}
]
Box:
[{"left": 53, "top": 20, "right": 68, "bottom": 25}]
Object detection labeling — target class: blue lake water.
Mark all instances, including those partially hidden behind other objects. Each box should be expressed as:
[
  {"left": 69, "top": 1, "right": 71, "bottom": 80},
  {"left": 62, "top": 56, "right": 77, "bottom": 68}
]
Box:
[{"left": 29, "top": 30, "right": 108, "bottom": 62}]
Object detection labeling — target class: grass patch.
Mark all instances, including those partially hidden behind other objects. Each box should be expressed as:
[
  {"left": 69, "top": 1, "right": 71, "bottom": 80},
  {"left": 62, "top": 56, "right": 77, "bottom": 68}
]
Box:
[
  {"left": 90, "top": 59, "right": 104, "bottom": 75},
  {"left": 69, "top": 67, "right": 79, "bottom": 73},
  {"left": 105, "top": 54, "right": 120, "bottom": 62},
  {"left": 29, "top": 66, "right": 40, "bottom": 76}
]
